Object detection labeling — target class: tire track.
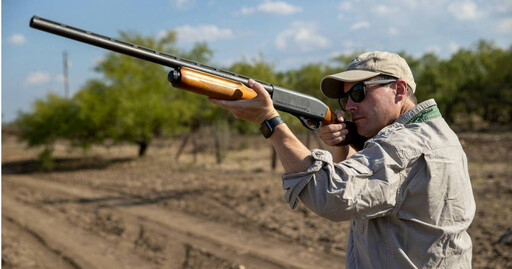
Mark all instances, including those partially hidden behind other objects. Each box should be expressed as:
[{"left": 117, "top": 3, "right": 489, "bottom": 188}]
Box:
[
  {"left": 2, "top": 216, "right": 78, "bottom": 269},
  {"left": 2, "top": 195, "right": 161, "bottom": 269},
  {"left": 3, "top": 174, "right": 342, "bottom": 269}
]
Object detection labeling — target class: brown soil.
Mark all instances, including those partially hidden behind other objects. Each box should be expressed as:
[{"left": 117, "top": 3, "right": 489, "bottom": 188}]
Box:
[{"left": 2, "top": 132, "right": 511, "bottom": 268}]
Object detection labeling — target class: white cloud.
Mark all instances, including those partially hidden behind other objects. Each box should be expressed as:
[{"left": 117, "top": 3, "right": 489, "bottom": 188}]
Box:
[
  {"left": 489, "top": 0, "right": 512, "bottom": 15},
  {"left": 338, "top": 1, "right": 352, "bottom": 11},
  {"left": 497, "top": 18, "right": 512, "bottom": 33},
  {"left": 330, "top": 49, "right": 358, "bottom": 59},
  {"left": 55, "top": 74, "right": 66, "bottom": 83},
  {"left": 448, "top": 1, "right": 481, "bottom": 20},
  {"left": 94, "top": 56, "right": 105, "bottom": 65},
  {"left": 275, "top": 22, "right": 330, "bottom": 51},
  {"left": 171, "top": 0, "right": 195, "bottom": 10},
  {"left": 425, "top": 45, "right": 442, "bottom": 54},
  {"left": 337, "top": 1, "right": 352, "bottom": 19},
  {"left": 350, "top": 21, "right": 370, "bottom": 31},
  {"left": 25, "top": 71, "right": 51, "bottom": 85},
  {"left": 395, "top": 0, "right": 448, "bottom": 11},
  {"left": 388, "top": 27, "right": 399, "bottom": 36},
  {"left": 372, "top": 5, "right": 399, "bottom": 16},
  {"left": 449, "top": 42, "right": 460, "bottom": 53},
  {"left": 240, "top": 1, "right": 302, "bottom": 15},
  {"left": 8, "top": 34, "right": 26, "bottom": 45},
  {"left": 172, "top": 25, "right": 234, "bottom": 43},
  {"left": 240, "top": 7, "right": 255, "bottom": 15}
]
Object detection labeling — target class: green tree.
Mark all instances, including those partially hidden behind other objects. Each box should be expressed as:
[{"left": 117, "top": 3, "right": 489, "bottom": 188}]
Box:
[
  {"left": 472, "top": 41, "right": 512, "bottom": 124},
  {"left": 16, "top": 30, "right": 215, "bottom": 159},
  {"left": 71, "top": 79, "right": 115, "bottom": 146},
  {"left": 16, "top": 93, "right": 81, "bottom": 169},
  {"left": 90, "top": 31, "right": 214, "bottom": 156},
  {"left": 414, "top": 52, "right": 442, "bottom": 103},
  {"left": 412, "top": 40, "right": 512, "bottom": 127}
]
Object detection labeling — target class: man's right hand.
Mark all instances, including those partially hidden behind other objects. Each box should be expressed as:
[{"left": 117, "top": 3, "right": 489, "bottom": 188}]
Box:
[{"left": 317, "top": 110, "right": 350, "bottom": 147}]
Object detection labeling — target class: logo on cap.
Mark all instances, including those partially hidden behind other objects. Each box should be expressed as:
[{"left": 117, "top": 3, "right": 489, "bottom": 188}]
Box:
[{"left": 348, "top": 57, "right": 362, "bottom": 68}]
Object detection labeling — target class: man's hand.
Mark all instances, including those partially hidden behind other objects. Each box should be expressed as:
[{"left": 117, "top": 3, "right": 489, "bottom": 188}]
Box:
[
  {"left": 208, "top": 79, "right": 315, "bottom": 173},
  {"left": 207, "top": 79, "right": 279, "bottom": 124},
  {"left": 317, "top": 110, "right": 351, "bottom": 147},
  {"left": 317, "top": 110, "right": 357, "bottom": 162}
]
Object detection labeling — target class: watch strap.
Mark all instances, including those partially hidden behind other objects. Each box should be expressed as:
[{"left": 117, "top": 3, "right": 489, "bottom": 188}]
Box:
[{"left": 260, "top": 116, "right": 284, "bottom": 138}]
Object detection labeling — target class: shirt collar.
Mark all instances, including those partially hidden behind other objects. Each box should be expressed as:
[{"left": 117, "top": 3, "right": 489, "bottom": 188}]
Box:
[{"left": 395, "top": 99, "right": 439, "bottom": 125}]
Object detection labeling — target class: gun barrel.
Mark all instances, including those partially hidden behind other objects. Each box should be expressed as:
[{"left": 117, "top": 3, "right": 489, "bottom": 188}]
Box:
[
  {"left": 29, "top": 15, "right": 339, "bottom": 131},
  {"left": 29, "top": 16, "right": 274, "bottom": 93}
]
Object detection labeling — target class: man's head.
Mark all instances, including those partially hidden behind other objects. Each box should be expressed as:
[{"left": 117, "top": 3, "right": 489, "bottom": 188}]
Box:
[{"left": 320, "top": 51, "right": 417, "bottom": 137}]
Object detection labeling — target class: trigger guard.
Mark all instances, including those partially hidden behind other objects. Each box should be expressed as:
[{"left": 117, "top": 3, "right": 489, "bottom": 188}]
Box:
[{"left": 298, "top": 116, "right": 321, "bottom": 130}]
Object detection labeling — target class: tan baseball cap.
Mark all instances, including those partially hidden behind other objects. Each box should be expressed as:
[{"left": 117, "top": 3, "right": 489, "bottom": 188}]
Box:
[{"left": 321, "top": 51, "right": 416, "bottom": 99}]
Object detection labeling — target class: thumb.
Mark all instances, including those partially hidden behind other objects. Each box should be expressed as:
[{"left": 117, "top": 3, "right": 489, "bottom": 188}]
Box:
[
  {"left": 248, "top": 79, "right": 270, "bottom": 99},
  {"left": 335, "top": 109, "right": 346, "bottom": 122}
]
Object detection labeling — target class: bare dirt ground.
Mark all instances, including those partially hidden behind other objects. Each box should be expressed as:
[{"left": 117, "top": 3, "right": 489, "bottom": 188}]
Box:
[{"left": 2, "top": 131, "right": 511, "bottom": 268}]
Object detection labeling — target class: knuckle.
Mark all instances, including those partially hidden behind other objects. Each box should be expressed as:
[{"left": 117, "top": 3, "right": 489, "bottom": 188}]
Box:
[{"left": 327, "top": 125, "right": 338, "bottom": 132}]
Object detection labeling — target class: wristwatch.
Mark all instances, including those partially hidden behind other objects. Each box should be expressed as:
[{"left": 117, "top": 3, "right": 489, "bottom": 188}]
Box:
[{"left": 260, "top": 116, "right": 284, "bottom": 138}]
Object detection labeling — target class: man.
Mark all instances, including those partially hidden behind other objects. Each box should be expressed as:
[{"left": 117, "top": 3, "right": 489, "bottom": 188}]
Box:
[{"left": 208, "top": 51, "right": 475, "bottom": 268}]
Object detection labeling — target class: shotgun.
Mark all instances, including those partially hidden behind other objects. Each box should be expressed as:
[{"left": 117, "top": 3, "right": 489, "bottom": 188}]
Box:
[{"left": 29, "top": 16, "right": 365, "bottom": 148}]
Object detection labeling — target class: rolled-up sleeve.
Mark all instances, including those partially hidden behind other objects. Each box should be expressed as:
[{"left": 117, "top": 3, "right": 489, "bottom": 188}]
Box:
[
  {"left": 282, "top": 143, "right": 405, "bottom": 221},
  {"left": 282, "top": 149, "right": 329, "bottom": 209}
]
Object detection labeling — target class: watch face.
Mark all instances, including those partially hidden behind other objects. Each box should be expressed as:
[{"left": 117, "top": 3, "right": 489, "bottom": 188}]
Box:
[{"left": 260, "top": 121, "right": 272, "bottom": 138}]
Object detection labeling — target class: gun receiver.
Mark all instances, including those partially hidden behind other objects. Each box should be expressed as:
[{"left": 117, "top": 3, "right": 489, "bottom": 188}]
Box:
[{"left": 30, "top": 16, "right": 365, "bottom": 148}]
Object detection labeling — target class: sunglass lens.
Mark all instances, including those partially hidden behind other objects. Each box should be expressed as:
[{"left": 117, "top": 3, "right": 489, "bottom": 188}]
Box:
[
  {"left": 350, "top": 84, "right": 365, "bottom": 102},
  {"left": 338, "top": 97, "right": 348, "bottom": 110}
]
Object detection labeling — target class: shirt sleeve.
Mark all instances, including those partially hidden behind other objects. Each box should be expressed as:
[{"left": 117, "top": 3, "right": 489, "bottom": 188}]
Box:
[{"left": 282, "top": 143, "right": 406, "bottom": 222}]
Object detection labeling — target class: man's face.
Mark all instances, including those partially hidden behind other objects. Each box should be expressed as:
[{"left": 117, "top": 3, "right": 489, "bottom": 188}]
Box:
[{"left": 343, "top": 78, "right": 401, "bottom": 137}]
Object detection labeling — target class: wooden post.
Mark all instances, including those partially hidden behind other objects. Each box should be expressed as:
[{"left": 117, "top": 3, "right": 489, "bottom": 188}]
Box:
[
  {"left": 175, "top": 120, "right": 200, "bottom": 162},
  {"left": 271, "top": 147, "right": 277, "bottom": 170}
]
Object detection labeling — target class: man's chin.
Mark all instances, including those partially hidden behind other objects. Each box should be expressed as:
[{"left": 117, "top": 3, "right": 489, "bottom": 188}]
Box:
[
  {"left": 355, "top": 125, "right": 366, "bottom": 137},
  {"left": 355, "top": 125, "right": 375, "bottom": 138}
]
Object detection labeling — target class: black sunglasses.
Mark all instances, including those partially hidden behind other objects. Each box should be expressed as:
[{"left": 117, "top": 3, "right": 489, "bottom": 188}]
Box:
[{"left": 338, "top": 79, "right": 396, "bottom": 111}]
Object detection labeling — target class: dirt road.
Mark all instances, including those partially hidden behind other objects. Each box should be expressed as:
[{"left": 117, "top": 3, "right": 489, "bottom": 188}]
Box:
[
  {"left": 3, "top": 173, "right": 345, "bottom": 269},
  {"left": 2, "top": 135, "right": 347, "bottom": 269},
  {"left": 2, "top": 132, "right": 511, "bottom": 268}
]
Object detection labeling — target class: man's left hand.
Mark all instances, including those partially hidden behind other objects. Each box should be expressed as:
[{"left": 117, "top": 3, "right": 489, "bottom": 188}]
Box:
[{"left": 207, "top": 79, "right": 279, "bottom": 124}]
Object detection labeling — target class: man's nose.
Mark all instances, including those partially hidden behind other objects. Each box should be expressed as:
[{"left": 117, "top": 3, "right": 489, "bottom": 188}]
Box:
[{"left": 345, "top": 97, "right": 357, "bottom": 112}]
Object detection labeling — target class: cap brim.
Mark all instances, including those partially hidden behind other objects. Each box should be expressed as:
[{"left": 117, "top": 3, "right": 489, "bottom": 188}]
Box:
[{"left": 321, "top": 70, "right": 380, "bottom": 99}]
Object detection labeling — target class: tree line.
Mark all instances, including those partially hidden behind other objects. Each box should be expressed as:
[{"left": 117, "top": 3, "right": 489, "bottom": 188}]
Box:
[{"left": 13, "top": 30, "right": 512, "bottom": 165}]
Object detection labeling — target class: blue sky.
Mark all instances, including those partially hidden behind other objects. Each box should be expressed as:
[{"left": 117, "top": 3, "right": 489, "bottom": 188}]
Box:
[{"left": 2, "top": 0, "right": 512, "bottom": 123}]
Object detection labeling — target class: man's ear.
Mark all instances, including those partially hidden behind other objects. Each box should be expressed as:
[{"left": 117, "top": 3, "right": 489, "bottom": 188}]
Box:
[{"left": 395, "top": 79, "right": 408, "bottom": 102}]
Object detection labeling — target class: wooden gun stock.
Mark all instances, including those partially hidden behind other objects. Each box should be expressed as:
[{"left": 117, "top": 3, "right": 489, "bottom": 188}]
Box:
[{"left": 168, "top": 67, "right": 257, "bottom": 100}]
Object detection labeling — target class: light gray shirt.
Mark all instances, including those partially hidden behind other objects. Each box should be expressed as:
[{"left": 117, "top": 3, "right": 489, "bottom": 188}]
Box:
[{"left": 282, "top": 99, "right": 476, "bottom": 268}]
